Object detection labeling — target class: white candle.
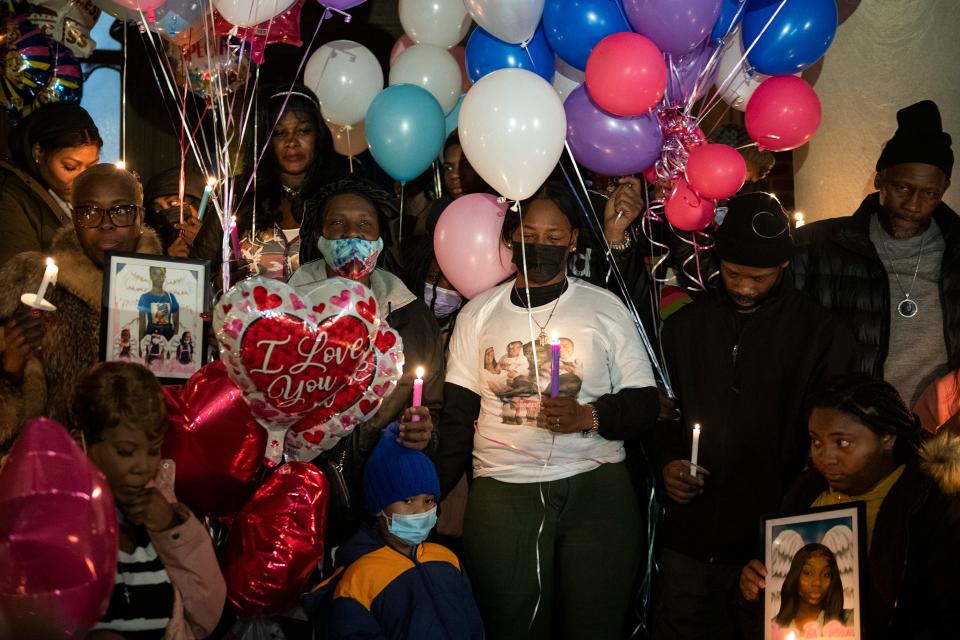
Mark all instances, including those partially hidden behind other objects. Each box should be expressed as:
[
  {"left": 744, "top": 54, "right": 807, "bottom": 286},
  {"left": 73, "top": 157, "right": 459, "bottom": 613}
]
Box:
[
  {"left": 411, "top": 366, "right": 424, "bottom": 422},
  {"left": 21, "top": 257, "right": 59, "bottom": 311},
  {"left": 690, "top": 423, "right": 701, "bottom": 477}
]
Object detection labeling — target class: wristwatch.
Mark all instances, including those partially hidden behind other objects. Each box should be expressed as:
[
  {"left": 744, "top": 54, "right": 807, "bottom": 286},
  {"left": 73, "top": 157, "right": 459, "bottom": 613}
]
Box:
[{"left": 581, "top": 404, "right": 600, "bottom": 437}]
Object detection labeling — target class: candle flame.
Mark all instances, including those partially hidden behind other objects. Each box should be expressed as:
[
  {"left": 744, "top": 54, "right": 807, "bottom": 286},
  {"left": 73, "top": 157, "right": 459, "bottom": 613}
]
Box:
[
  {"left": 45, "top": 256, "right": 54, "bottom": 268},
  {"left": 206, "top": 176, "right": 217, "bottom": 188},
  {"left": 785, "top": 632, "right": 796, "bottom": 640},
  {"left": 114, "top": 160, "right": 126, "bottom": 170},
  {"left": 693, "top": 423, "right": 701, "bottom": 433},
  {"left": 415, "top": 366, "right": 424, "bottom": 380},
  {"left": 550, "top": 330, "right": 560, "bottom": 345}
]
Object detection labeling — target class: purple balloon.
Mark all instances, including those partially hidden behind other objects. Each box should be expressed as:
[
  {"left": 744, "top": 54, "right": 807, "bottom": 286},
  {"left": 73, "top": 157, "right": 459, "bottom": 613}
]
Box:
[
  {"left": 565, "top": 85, "right": 663, "bottom": 176},
  {"left": 624, "top": 0, "right": 723, "bottom": 55},
  {"left": 664, "top": 39, "right": 718, "bottom": 106},
  {"left": 322, "top": 0, "right": 367, "bottom": 10}
]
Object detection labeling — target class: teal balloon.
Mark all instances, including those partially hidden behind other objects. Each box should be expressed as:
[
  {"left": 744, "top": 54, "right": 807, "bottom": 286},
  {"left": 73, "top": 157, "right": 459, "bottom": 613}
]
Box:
[
  {"left": 365, "top": 84, "right": 446, "bottom": 184},
  {"left": 445, "top": 93, "right": 465, "bottom": 137}
]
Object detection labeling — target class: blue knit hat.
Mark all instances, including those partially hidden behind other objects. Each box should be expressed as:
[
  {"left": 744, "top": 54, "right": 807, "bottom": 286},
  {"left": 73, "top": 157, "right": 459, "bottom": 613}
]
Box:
[{"left": 363, "top": 422, "right": 441, "bottom": 516}]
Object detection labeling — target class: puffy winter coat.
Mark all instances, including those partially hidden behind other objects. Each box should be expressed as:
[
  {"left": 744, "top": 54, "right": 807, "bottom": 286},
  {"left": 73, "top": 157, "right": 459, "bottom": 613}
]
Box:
[{"left": 0, "top": 158, "right": 72, "bottom": 266}]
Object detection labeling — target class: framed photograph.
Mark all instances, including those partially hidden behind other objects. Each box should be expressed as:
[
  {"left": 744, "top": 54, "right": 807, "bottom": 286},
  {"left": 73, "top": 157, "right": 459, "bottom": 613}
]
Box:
[
  {"left": 763, "top": 503, "right": 866, "bottom": 640},
  {"left": 101, "top": 253, "right": 210, "bottom": 382}
]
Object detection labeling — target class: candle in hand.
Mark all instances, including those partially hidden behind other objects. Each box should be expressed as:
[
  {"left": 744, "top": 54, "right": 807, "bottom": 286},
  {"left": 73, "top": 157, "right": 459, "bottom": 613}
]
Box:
[
  {"left": 550, "top": 331, "right": 561, "bottom": 398},
  {"left": 690, "top": 423, "right": 701, "bottom": 477},
  {"left": 411, "top": 366, "right": 424, "bottom": 422},
  {"left": 21, "top": 257, "right": 59, "bottom": 311},
  {"left": 197, "top": 177, "right": 215, "bottom": 222}
]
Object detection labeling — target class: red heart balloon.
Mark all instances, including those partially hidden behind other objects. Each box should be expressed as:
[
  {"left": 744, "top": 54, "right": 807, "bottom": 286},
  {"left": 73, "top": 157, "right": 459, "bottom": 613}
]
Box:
[
  {"left": 221, "top": 462, "right": 330, "bottom": 617},
  {"left": 291, "top": 349, "right": 376, "bottom": 434},
  {"left": 162, "top": 362, "right": 266, "bottom": 517}
]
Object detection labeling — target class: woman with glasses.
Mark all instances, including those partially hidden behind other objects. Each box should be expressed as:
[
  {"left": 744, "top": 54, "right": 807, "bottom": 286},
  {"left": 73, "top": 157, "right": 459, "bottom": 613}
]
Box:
[
  {"left": 0, "top": 103, "right": 102, "bottom": 266},
  {"left": 0, "top": 163, "right": 161, "bottom": 452}
]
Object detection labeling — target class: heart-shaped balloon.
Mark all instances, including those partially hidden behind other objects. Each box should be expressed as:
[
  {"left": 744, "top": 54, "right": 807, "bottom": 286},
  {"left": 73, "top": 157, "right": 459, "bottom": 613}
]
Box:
[
  {"left": 162, "top": 361, "right": 267, "bottom": 517},
  {"left": 221, "top": 462, "right": 330, "bottom": 617}
]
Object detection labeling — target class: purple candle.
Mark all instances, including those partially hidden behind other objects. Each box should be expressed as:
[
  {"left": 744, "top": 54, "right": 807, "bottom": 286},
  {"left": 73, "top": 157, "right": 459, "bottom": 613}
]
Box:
[{"left": 550, "top": 332, "right": 561, "bottom": 398}]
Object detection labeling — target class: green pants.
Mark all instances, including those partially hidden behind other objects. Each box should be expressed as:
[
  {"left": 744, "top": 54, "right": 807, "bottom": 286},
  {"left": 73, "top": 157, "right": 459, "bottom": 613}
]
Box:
[{"left": 463, "top": 463, "right": 641, "bottom": 640}]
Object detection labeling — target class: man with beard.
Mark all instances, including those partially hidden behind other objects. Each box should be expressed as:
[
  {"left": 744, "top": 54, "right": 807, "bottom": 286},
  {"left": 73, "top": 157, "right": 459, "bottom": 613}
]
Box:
[{"left": 652, "top": 192, "right": 855, "bottom": 639}]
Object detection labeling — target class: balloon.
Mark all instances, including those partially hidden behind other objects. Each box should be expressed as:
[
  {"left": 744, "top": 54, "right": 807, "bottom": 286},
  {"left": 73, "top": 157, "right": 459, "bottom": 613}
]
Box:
[
  {"left": 212, "top": 2, "right": 303, "bottom": 65},
  {"left": 213, "top": 0, "right": 295, "bottom": 28},
  {"left": 434, "top": 194, "right": 516, "bottom": 298},
  {"left": 365, "top": 83, "right": 445, "bottom": 183},
  {"left": 745, "top": 75, "right": 821, "bottom": 151},
  {"left": 711, "top": 0, "right": 745, "bottom": 42},
  {"left": 305, "top": 39, "right": 383, "bottom": 126},
  {"left": 328, "top": 120, "right": 369, "bottom": 156},
  {"left": 665, "top": 179, "right": 715, "bottom": 231},
  {"left": 623, "top": 0, "right": 722, "bottom": 55},
  {"left": 584, "top": 32, "right": 666, "bottom": 116},
  {"left": 664, "top": 38, "right": 718, "bottom": 106},
  {"left": 399, "top": 0, "right": 472, "bottom": 48},
  {"left": 27, "top": 0, "right": 100, "bottom": 58},
  {"left": 742, "top": 0, "right": 837, "bottom": 75},
  {"left": 543, "top": 0, "right": 630, "bottom": 71},
  {"left": 565, "top": 85, "right": 662, "bottom": 176},
  {"left": 458, "top": 68, "right": 566, "bottom": 201},
  {"left": 141, "top": 0, "right": 203, "bottom": 40},
  {"left": 27, "top": 43, "right": 82, "bottom": 113},
  {"left": 389, "top": 43, "right": 461, "bottom": 113},
  {"left": 106, "top": 0, "right": 166, "bottom": 13},
  {"left": 552, "top": 55, "right": 584, "bottom": 103},
  {"left": 0, "top": 16, "right": 53, "bottom": 113},
  {"left": 642, "top": 165, "right": 658, "bottom": 184},
  {"left": 162, "top": 361, "right": 267, "bottom": 517},
  {"left": 685, "top": 143, "right": 745, "bottom": 199},
  {"left": 463, "top": 0, "right": 544, "bottom": 45},
  {"left": 465, "top": 24, "right": 555, "bottom": 83},
  {"left": 713, "top": 30, "right": 770, "bottom": 111},
  {"left": 449, "top": 44, "right": 471, "bottom": 92},
  {"left": 221, "top": 462, "right": 330, "bottom": 617},
  {"left": 0, "top": 417, "right": 117, "bottom": 638},
  {"left": 445, "top": 93, "right": 464, "bottom": 137},
  {"left": 389, "top": 33, "right": 414, "bottom": 65},
  {"left": 173, "top": 34, "right": 250, "bottom": 103}
]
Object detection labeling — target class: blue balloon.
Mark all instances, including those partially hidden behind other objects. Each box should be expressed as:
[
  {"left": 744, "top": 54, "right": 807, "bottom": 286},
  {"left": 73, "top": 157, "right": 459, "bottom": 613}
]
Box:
[
  {"left": 543, "top": 0, "right": 630, "bottom": 72},
  {"left": 742, "top": 0, "right": 837, "bottom": 75},
  {"left": 710, "top": 0, "right": 746, "bottom": 42},
  {"left": 365, "top": 84, "right": 446, "bottom": 184},
  {"left": 445, "top": 93, "right": 465, "bottom": 137},
  {"left": 465, "top": 24, "right": 556, "bottom": 83}
]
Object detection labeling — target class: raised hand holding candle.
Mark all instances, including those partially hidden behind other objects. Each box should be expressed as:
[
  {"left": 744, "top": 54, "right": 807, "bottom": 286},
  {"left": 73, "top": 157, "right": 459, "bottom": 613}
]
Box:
[
  {"left": 20, "top": 257, "right": 58, "bottom": 311},
  {"left": 690, "top": 423, "right": 701, "bottom": 477},
  {"left": 411, "top": 366, "right": 424, "bottom": 422},
  {"left": 197, "top": 177, "right": 215, "bottom": 222},
  {"left": 550, "top": 331, "right": 561, "bottom": 398}
]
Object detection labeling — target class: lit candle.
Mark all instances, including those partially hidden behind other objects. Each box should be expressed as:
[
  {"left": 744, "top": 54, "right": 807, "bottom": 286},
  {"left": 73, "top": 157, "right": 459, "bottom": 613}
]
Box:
[
  {"left": 20, "top": 257, "right": 59, "bottom": 311},
  {"left": 690, "top": 423, "right": 701, "bottom": 477},
  {"left": 229, "top": 215, "right": 242, "bottom": 260},
  {"left": 411, "top": 366, "right": 424, "bottom": 422},
  {"left": 550, "top": 331, "right": 561, "bottom": 398},
  {"left": 114, "top": 160, "right": 126, "bottom": 170},
  {"left": 197, "top": 177, "right": 215, "bottom": 221},
  {"left": 785, "top": 632, "right": 796, "bottom": 640},
  {"left": 793, "top": 211, "right": 805, "bottom": 228}
]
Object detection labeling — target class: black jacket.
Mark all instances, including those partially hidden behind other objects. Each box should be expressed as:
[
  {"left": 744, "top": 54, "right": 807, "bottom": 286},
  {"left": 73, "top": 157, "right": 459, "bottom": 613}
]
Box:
[
  {"left": 657, "top": 282, "right": 855, "bottom": 563},
  {"left": 792, "top": 193, "right": 960, "bottom": 377}
]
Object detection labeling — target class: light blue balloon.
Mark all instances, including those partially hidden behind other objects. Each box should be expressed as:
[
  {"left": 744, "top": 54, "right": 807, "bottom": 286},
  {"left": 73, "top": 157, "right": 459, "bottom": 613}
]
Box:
[
  {"left": 365, "top": 84, "right": 446, "bottom": 184},
  {"left": 465, "top": 24, "right": 556, "bottom": 83},
  {"left": 445, "top": 93, "right": 465, "bottom": 137},
  {"left": 543, "top": 0, "right": 630, "bottom": 72}
]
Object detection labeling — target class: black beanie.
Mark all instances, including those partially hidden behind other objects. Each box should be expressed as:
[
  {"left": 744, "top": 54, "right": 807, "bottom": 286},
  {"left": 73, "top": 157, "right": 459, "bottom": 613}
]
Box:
[
  {"left": 876, "top": 100, "right": 953, "bottom": 179},
  {"left": 144, "top": 167, "right": 206, "bottom": 204},
  {"left": 714, "top": 192, "right": 794, "bottom": 268}
]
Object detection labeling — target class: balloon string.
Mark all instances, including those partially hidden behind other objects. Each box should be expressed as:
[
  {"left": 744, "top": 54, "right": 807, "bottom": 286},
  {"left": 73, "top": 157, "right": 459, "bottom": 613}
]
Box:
[
  {"left": 346, "top": 126, "right": 354, "bottom": 174},
  {"left": 398, "top": 182, "right": 405, "bottom": 248},
  {"left": 121, "top": 23, "right": 128, "bottom": 162}
]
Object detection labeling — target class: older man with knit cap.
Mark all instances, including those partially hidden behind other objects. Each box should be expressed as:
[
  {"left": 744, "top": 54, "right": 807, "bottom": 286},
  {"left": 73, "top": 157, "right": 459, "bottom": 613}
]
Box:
[
  {"left": 793, "top": 100, "right": 956, "bottom": 408},
  {"left": 653, "top": 193, "right": 856, "bottom": 639}
]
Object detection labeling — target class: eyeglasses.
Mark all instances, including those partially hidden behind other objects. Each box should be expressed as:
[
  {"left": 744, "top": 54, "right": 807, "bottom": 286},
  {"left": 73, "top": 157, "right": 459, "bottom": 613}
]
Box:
[{"left": 74, "top": 204, "right": 142, "bottom": 228}]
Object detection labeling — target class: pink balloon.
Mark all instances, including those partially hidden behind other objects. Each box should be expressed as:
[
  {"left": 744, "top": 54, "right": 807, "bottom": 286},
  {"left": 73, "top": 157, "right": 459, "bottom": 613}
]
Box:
[
  {"left": 113, "top": 0, "right": 167, "bottom": 11},
  {"left": 434, "top": 193, "right": 516, "bottom": 299},
  {"left": 685, "top": 143, "right": 746, "bottom": 199},
  {"left": 0, "top": 418, "right": 118, "bottom": 638},
  {"left": 665, "top": 179, "right": 715, "bottom": 231},
  {"left": 745, "top": 75, "right": 822, "bottom": 151},
  {"left": 643, "top": 166, "right": 658, "bottom": 184},
  {"left": 389, "top": 34, "right": 415, "bottom": 66},
  {"left": 585, "top": 32, "right": 666, "bottom": 116}
]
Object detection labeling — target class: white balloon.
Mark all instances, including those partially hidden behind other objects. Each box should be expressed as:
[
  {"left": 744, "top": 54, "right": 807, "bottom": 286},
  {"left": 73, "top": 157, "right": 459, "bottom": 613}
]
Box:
[
  {"left": 715, "top": 31, "right": 771, "bottom": 112},
  {"left": 399, "top": 0, "right": 472, "bottom": 48},
  {"left": 552, "top": 56, "right": 584, "bottom": 103},
  {"left": 305, "top": 40, "right": 384, "bottom": 127},
  {"left": 464, "top": 0, "right": 544, "bottom": 45},
  {"left": 389, "top": 44, "right": 462, "bottom": 114},
  {"left": 213, "top": 0, "right": 295, "bottom": 28},
  {"left": 459, "top": 68, "right": 566, "bottom": 201}
]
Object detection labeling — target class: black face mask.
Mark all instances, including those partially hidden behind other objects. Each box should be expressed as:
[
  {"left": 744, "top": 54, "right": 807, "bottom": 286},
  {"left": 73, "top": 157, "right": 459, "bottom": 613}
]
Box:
[
  {"left": 158, "top": 206, "right": 183, "bottom": 226},
  {"left": 511, "top": 242, "right": 568, "bottom": 284}
]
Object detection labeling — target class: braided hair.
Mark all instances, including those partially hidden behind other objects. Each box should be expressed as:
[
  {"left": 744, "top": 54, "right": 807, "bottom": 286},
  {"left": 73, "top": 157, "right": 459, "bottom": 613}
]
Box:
[{"left": 809, "top": 373, "right": 922, "bottom": 463}]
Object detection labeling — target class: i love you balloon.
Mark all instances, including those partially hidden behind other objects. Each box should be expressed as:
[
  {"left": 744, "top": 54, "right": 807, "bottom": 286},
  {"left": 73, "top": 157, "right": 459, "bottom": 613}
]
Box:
[{"left": 215, "top": 277, "right": 404, "bottom": 465}]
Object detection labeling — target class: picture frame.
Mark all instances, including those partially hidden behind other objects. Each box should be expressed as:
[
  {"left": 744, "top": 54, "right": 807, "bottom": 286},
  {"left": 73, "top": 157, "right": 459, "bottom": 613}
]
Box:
[
  {"left": 101, "top": 252, "right": 210, "bottom": 383},
  {"left": 763, "top": 503, "right": 866, "bottom": 640}
]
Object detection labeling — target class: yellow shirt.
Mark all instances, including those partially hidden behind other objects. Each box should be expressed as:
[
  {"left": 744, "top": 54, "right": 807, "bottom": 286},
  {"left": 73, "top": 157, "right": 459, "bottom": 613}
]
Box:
[{"left": 811, "top": 465, "right": 905, "bottom": 550}]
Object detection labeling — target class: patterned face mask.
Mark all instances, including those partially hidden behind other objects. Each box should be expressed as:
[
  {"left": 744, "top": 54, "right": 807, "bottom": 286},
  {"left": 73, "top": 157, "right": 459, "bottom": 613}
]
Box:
[{"left": 315, "top": 236, "right": 384, "bottom": 280}]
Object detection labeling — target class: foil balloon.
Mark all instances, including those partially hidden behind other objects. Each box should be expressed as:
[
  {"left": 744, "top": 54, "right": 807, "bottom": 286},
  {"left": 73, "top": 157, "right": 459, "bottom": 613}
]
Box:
[
  {"left": 162, "top": 361, "right": 267, "bottom": 517},
  {"left": 0, "top": 417, "right": 118, "bottom": 638},
  {"left": 221, "top": 462, "right": 330, "bottom": 617},
  {"left": 0, "top": 16, "right": 52, "bottom": 113},
  {"left": 664, "top": 39, "right": 718, "bottom": 107},
  {"left": 172, "top": 34, "right": 249, "bottom": 102},
  {"left": 26, "top": 42, "right": 81, "bottom": 113},
  {"left": 134, "top": 0, "right": 203, "bottom": 41},
  {"left": 213, "top": 1, "right": 303, "bottom": 65},
  {"left": 27, "top": 0, "right": 100, "bottom": 58}
]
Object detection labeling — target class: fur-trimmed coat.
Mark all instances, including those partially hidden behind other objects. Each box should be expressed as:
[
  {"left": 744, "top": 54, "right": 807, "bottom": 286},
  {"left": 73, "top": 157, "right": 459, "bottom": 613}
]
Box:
[{"left": 0, "top": 227, "right": 161, "bottom": 449}]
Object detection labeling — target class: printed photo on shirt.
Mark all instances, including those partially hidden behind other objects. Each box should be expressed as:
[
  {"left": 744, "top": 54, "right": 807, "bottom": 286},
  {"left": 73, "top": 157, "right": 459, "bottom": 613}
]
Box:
[
  {"left": 102, "top": 253, "right": 210, "bottom": 382},
  {"left": 763, "top": 504, "right": 865, "bottom": 640}
]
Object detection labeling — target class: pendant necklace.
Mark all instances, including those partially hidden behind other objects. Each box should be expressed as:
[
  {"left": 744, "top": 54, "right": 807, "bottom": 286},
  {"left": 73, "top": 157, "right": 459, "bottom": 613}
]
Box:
[
  {"left": 512, "top": 280, "right": 568, "bottom": 346},
  {"left": 877, "top": 229, "right": 925, "bottom": 318}
]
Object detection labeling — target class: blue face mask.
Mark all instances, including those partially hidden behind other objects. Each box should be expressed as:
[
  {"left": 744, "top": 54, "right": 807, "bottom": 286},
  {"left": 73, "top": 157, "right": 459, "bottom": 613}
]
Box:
[
  {"left": 423, "top": 284, "right": 462, "bottom": 318},
  {"left": 383, "top": 506, "right": 437, "bottom": 546},
  {"left": 316, "top": 236, "right": 384, "bottom": 280}
]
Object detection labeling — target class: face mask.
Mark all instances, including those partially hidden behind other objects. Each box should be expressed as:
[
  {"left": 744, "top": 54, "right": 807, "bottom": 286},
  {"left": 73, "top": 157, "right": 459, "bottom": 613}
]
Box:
[
  {"left": 383, "top": 506, "right": 437, "bottom": 546},
  {"left": 159, "top": 206, "right": 183, "bottom": 226},
  {"left": 424, "top": 284, "right": 462, "bottom": 318},
  {"left": 511, "top": 242, "right": 568, "bottom": 284},
  {"left": 316, "top": 236, "right": 383, "bottom": 280}
]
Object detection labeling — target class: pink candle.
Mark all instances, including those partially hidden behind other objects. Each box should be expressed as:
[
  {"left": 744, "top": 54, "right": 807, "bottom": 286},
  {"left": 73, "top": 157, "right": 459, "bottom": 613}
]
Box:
[
  {"left": 550, "top": 332, "right": 561, "bottom": 398},
  {"left": 411, "top": 366, "right": 424, "bottom": 422}
]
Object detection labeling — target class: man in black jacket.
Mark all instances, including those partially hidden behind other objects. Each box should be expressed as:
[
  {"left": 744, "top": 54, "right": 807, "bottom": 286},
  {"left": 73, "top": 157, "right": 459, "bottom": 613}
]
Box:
[
  {"left": 792, "top": 100, "right": 956, "bottom": 407},
  {"left": 654, "top": 193, "right": 855, "bottom": 639}
]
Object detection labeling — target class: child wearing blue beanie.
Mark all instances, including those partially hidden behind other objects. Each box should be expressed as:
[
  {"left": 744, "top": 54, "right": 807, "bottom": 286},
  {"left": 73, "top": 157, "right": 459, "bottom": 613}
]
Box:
[{"left": 304, "top": 423, "right": 483, "bottom": 639}]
